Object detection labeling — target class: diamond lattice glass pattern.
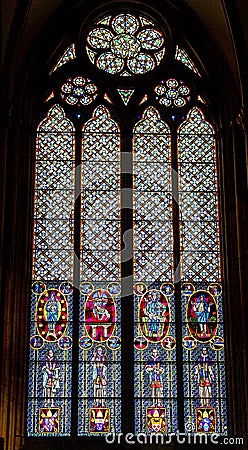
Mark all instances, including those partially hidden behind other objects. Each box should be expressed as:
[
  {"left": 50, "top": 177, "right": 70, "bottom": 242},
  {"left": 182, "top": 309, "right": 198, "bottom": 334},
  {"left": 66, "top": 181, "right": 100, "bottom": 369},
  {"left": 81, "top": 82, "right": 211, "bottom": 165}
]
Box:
[
  {"left": 28, "top": 105, "right": 75, "bottom": 436},
  {"left": 80, "top": 105, "right": 121, "bottom": 282},
  {"left": 178, "top": 109, "right": 227, "bottom": 433},
  {"left": 133, "top": 108, "right": 177, "bottom": 433},
  {"left": 86, "top": 13, "right": 165, "bottom": 76},
  {"left": 178, "top": 108, "right": 220, "bottom": 282},
  {"left": 79, "top": 105, "right": 121, "bottom": 435},
  {"left": 33, "top": 105, "right": 75, "bottom": 280},
  {"left": 175, "top": 46, "right": 200, "bottom": 76},
  {"left": 133, "top": 107, "right": 173, "bottom": 282}
]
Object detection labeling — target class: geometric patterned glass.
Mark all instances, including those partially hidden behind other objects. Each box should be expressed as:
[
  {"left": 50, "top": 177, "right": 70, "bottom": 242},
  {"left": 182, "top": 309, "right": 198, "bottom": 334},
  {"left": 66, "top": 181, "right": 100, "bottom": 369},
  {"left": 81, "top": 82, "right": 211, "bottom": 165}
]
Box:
[
  {"left": 78, "top": 105, "right": 121, "bottom": 435},
  {"left": 27, "top": 74, "right": 228, "bottom": 438},
  {"left": 175, "top": 46, "right": 200, "bottom": 76},
  {"left": 86, "top": 13, "right": 165, "bottom": 76},
  {"left": 27, "top": 105, "right": 75, "bottom": 435},
  {"left": 133, "top": 107, "right": 178, "bottom": 435},
  {"left": 178, "top": 108, "right": 227, "bottom": 434}
]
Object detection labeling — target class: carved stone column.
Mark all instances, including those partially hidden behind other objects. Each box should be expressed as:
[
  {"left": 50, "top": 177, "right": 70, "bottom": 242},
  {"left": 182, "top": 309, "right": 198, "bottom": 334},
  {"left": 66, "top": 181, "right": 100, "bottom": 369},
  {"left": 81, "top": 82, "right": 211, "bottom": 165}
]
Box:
[
  {"left": 217, "top": 112, "right": 248, "bottom": 442},
  {"left": 0, "top": 112, "right": 35, "bottom": 450}
]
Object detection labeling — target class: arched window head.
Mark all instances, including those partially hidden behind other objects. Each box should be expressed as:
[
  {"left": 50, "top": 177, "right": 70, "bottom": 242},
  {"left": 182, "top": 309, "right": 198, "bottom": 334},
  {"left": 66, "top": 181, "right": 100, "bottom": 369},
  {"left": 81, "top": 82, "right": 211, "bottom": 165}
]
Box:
[{"left": 28, "top": 7, "right": 227, "bottom": 439}]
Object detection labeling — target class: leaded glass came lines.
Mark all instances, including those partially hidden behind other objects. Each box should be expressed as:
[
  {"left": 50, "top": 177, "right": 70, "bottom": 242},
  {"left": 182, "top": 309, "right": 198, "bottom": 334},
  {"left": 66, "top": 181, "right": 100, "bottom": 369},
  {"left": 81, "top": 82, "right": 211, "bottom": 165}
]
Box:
[
  {"left": 80, "top": 105, "right": 121, "bottom": 281},
  {"left": 178, "top": 107, "right": 220, "bottom": 282},
  {"left": 79, "top": 105, "right": 121, "bottom": 435},
  {"left": 133, "top": 107, "right": 173, "bottom": 282},
  {"left": 175, "top": 45, "right": 200, "bottom": 76},
  {"left": 27, "top": 105, "right": 75, "bottom": 436},
  {"left": 60, "top": 77, "right": 98, "bottom": 106},
  {"left": 179, "top": 108, "right": 227, "bottom": 434},
  {"left": 52, "top": 44, "right": 76, "bottom": 72},
  {"left": 86, "top": 13, "right": 165, "bottom": 76},
  {"left": 155, "top": 79, "right": 191, "bottom": 107},
  {"left": 33, "top": 105, "right": 75, "bottom": 280},
  {"left": 28, "top": 12, "right": 228, "bottom": 438},
  {"left": 133, "top": 107, "right": 177, "bottom": 435}
]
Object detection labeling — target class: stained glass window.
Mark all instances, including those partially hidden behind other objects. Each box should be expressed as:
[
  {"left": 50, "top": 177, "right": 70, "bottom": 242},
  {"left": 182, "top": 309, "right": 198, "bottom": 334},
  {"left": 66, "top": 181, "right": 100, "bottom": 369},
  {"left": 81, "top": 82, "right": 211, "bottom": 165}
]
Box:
[
  {"left": 133, "top": 107, "right": 178, "bottom": 434},
  {"left": 28, "top": 100, "right": 123, "bottom": 436},
  {"left": 78, "top": 105, "right": 121, "bottom": 435},
  {"left": 117, "top": 89, "right": 134, "bottom": 105},
  {"left": 175, "top": 45, "right": 201, "bottom": 76},
  {"left": 52, "top": 44, "right": 76, "bottom": 73},
  {"left": 178, "top": 108, "right": 227, "bottom": 433},
  {"left": 28, "top": 105, "right": 75, "bottom": 436},
  {"left": 86, "top": 13, "right": 165, "bottom": 75},
  {"left": 28, "top": 9, "right": 228, "bottom": 440},
  {"left": 60, "top": 76, "right": 98, "bottom": 106},
  {"left": 132, "top": 105, "right": 227, "bottom": 435},
  {"left": 154, "top": 79, "right": 191, "bottom": 108}
]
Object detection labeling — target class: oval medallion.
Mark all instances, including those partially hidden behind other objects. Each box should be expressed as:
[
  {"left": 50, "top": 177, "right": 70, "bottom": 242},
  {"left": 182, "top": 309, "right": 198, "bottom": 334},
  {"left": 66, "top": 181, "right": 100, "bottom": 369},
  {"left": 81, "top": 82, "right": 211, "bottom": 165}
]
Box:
[
  {"left": 85, "top": 289, "right": 116, "bottom": 342},
  {"left": 139, "top": 289, "right": 170, "bottom": 342},
  {"left": 36, "top": 289, "right": 68, "bottom": 342},
  {"left": 186, "top": 290, "right": 218, "bottom": 343}
]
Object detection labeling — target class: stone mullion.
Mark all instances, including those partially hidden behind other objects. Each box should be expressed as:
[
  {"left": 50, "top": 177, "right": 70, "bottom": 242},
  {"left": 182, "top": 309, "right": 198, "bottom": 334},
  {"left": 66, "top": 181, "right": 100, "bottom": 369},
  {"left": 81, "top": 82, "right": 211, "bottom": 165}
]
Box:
[{"left": 121, "top": 119, "right": 134, "bottom": 436}]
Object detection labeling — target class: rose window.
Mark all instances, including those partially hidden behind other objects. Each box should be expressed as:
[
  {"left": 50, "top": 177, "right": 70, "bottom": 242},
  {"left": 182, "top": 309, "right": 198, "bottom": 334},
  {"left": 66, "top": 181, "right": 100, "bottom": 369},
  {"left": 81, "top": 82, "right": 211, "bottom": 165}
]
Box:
[
  {"left": 60, "top": 76, "right": 98, "bottom": 105},
  {"left": 86, "top": 13, "right": 165, "bottom": 75},
  {"left": 155, "top": 79, "right": 190, "bottom": 107}
]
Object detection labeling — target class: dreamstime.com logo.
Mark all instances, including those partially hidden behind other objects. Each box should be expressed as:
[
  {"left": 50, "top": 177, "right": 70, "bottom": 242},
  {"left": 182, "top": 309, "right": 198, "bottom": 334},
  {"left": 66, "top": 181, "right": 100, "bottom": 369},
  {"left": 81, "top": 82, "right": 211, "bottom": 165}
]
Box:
[
  {"left": 105, "top": 422, "right": 244, "bottom": 446},
  {"left": 105, "top": 430, "right": 244, "bottom": 446}
]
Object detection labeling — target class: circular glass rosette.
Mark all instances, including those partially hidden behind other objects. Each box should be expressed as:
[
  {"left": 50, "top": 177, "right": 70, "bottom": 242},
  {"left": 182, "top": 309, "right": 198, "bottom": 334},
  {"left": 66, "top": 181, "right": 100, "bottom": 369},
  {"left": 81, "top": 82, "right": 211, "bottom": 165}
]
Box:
[
  {"left": 60, "top": 76, "right": 98, "bottom": 105},
  {"left": 161, "top": 335, "right": 176, "bottom": 350},
  {"left": 79, "top": 335, "right": 93, "bottom": 350},
  {"left": 208, "top": 283, "right": 222, "bottom": 297},
  {"left": 134, "top": 335, "right": 148, "bottom": 350},
  {"left": 182, "top": 282, "right": 195, "bottom": 296},
  {"left": 210, "top": 336, "right": 224, "bottom": 351},
  {"left": 30, "top": 335, "right": 44, "bottom": 350},
  {"left": 80, "top": 282, "right": 94, "bottom": 295},
  {"left": 155, "top": 78, "right": 190, "bottom": 107},
  {"left": 107, "top": 282, "right": 121, "bottom": 295},
  {"left": 59, "top": 281, "right": 73, "bottom": 295},
  {"left": 58, "top": 335, "right": 73, "bottom": 350},
  {"left": 32, "top": 281, "right": 46, "bottom": 295},
  {"left": 161, "top": 283, "right": 174, "bottom": 296},
  {"left": 133, "top": 282, "right": 147, "bottom": 296},
  {"left": 107, "top": 336, "right": 121, "bottom": 350},
  {"left": 182, "top": 336, "right": 197, "bottom": 350},
  {"left": 86, "top": 13, "right": 165, "bottom": 76}
]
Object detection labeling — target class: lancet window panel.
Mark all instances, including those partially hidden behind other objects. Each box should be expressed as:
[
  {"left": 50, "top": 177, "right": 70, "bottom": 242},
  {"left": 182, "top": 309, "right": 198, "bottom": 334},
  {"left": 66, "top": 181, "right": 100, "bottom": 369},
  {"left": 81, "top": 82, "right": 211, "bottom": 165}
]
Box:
[
  {"left": 133, "top": 283, "right": 177, "bottom": 435},
  {"left": 178, "top": 108, "right": 221, "bottom": 282},
  {"left": 78, "top": 105, "right": 122, "bottom": 435},
  {"left": 179, "top": 108, "right": 227, "bottom": 434},
  {"left": 133, "top": 107, "right": 177, "bottom": 434},
  {"left": 181, "top": 282, "right": 227, "bottom": 434},
  {"left": 28, "top": 105, "right": 75, "bottom": 436}
]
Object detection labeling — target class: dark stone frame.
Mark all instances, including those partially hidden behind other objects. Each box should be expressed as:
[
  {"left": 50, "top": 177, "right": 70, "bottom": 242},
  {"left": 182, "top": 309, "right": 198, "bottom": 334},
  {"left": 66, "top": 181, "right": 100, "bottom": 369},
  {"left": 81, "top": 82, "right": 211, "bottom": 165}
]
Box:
[{"left": 0, "top": 1, "right": 247, "bottom": 449}]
